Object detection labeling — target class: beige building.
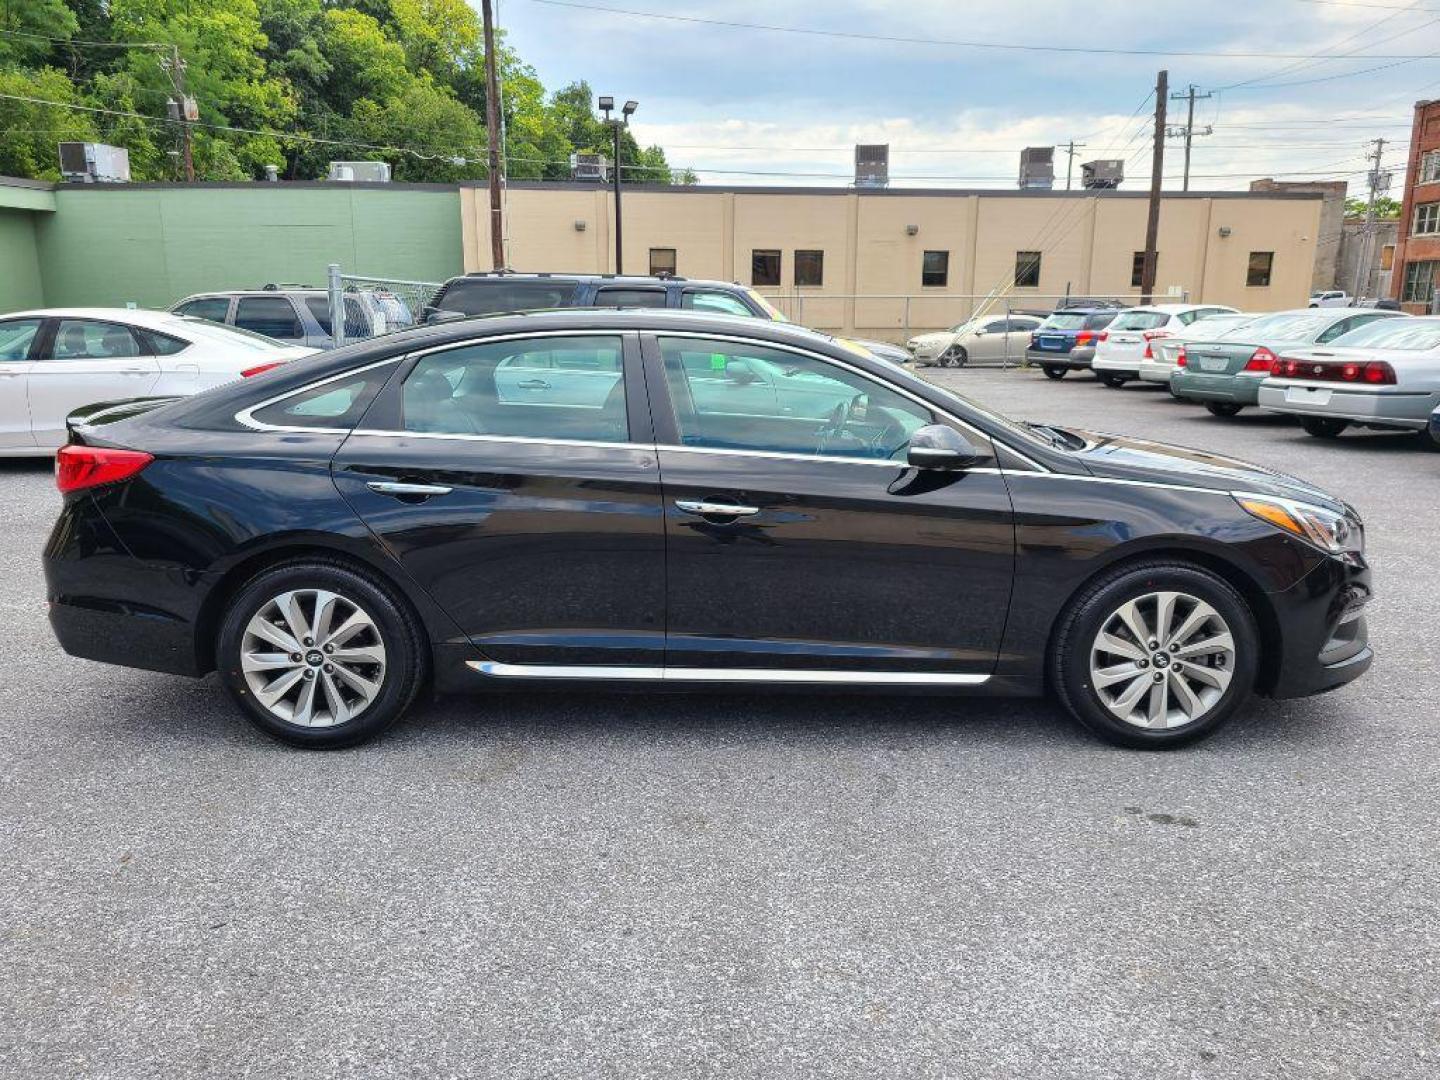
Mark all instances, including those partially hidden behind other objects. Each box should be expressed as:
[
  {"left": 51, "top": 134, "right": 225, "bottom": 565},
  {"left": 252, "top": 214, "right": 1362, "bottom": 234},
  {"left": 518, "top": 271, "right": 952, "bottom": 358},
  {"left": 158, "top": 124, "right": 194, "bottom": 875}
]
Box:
[{"left": 460, "top": 182, "right": 1325, "bottom": 340}]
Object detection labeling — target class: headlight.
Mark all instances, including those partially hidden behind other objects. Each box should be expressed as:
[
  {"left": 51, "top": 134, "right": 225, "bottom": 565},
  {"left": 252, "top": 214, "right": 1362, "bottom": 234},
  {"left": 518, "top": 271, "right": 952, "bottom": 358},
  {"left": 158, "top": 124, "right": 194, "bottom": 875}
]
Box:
[{"left": 1234, "top": 493, "right": 1363, "bottom": 555}]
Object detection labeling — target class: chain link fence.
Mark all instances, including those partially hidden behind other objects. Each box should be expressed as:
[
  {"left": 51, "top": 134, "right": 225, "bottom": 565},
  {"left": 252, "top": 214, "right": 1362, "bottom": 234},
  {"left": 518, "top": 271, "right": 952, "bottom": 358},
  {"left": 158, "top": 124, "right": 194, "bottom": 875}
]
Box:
[{"left": 326, "top": 264, "right": 442, "bottom": 347}]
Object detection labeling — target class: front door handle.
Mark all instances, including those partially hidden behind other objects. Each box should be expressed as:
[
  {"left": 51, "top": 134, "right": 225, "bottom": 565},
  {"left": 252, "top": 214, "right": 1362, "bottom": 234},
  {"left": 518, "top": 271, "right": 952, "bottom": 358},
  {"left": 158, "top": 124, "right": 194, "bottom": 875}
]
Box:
[
  {"left": 675, "top": 499, "right": 760, "bottom": 518},
  {"left": 516, "top": 379, "right": 551, "bottom": 390},
  {"left": 367, "top": 480, "right": 453, "bottom": 498}
]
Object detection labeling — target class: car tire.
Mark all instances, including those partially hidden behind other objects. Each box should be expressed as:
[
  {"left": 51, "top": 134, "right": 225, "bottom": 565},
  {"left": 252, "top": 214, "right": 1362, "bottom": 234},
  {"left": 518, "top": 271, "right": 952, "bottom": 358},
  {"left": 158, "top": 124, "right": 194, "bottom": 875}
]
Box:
[
  {"left": 1098, "top": 373, "right": 1128, "bottom": 388},
  {"left": 1301, "top": 417, "right": 1349, "bottom": 439},
  {"left": 1205, "top": 402, "right": 1244, "bottom": 417},
  {"left": 940, "top": 346, "right": 967, "bottom": 368},
  {"left": 1050, "top": 561, "right": 1259, "bottom": 750},
  {"left": 217, "top": 559, "right": 427, "bottom": 749},
  {"left": 1042, "top": 365, "right": 1068, "bottom": 380}
]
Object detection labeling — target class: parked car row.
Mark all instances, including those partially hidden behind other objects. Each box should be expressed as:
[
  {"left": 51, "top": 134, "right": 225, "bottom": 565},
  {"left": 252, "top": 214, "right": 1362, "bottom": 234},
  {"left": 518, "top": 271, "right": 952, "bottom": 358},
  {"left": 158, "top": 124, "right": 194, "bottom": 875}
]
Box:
[{"left": 1020, "top": 301, "right": 1440, "bottom": 448}]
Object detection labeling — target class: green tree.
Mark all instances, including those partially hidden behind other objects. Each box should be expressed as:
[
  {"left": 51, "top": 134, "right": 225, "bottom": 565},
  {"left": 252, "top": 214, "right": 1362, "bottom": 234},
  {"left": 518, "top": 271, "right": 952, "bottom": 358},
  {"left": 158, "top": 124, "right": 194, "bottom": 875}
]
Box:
[
  {"left": 0, "top": 66, "right": 96, "bottom": 179},
  {"left": 1345, "top": 195, "right": 1401, "bottom": 218},
  {"left": 0, "top": 0, "right": 78, "bottom": 66}
]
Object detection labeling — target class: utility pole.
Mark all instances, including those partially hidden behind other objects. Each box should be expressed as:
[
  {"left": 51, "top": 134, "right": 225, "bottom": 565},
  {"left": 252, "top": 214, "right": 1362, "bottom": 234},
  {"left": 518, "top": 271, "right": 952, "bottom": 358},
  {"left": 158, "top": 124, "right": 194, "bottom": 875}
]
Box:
[
  {"left": 480, "top": 0, "right": 505, "bottom": 270},
  {"left": 1064, "top": 139, "right": 1087, "bottom": 191},
  {"left": 159, "top": 45, "right": 194, "bottom": 182},
  {"left": 1141, "top": 70, "right": 1168, "bottom": 304},
  {"left": 1355, "top": 138, "right": 1389, "bottom": 301},
  {"left": 1167, "top": 84, "right": 1213, "bottom": 192}
]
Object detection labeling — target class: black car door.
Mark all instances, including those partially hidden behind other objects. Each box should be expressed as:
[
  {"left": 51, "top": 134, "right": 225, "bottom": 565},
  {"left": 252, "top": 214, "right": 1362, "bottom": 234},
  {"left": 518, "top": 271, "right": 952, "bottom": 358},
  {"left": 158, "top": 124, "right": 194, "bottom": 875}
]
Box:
[
  {"left": 645, "top": 332, "right": 1016, "bottom": 677},
  {"left": 329, "top": 330, "right": 667, "bottom": 670}
]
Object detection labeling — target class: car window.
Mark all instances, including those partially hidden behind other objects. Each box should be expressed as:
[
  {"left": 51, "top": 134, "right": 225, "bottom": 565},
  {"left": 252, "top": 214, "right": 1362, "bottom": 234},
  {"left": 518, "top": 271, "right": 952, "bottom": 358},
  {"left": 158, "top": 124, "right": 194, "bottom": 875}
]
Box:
[
  {"left": 251, "top": 363, "right": 399, "bottom": 429},
  {"left": 401, "top": 335, "right": 628, "bottom": 441},
  {"left": 1041, "top": 313, "right": 1088, "bottom": 331},
  {"left": 1109, "top": 311, "right": 1170, "bottom": 331},
  {"left": 0, "top": 318, "right": 42, "bottom": 362},
  {"left": 659, "top": 336, "right": 932, "bottom": 461},
  {"left": 593, "top": 288, "right": 668, "bottom": 309},
  {"left": 682, "top": 291, "right": 753, "bottom": 316},
  {"left": 1327, "top": 319, "right": 1440, "bottom": 350},
  {"left": 981, "top": 319, "right": 1010, "bottom": 333},
  {"left": 1233, "top": 311, "right": 1334, "bottom": 341},
  {"left": 49, "top": 320, "right": 144, "bottom": 360},
  {"left": 437, "top": 279, "right": 577, "bottom": 316},
  {"left": 174, "top": 297, "right": 231, "bottom": 322},
  {"left": 304, "top": 296, "right": 335, "bottom": 335},
  {"left": 145, "top": 331, "right": 190, "bottom": 356},
  {"left": 1006, "top": 318, "right": 1041, "bottom": 332},
  {"left": 234, "top": 297, "right": 303, "bottom": 339},
  {"left": 1084, "top": 311, "right": 1118, "bottom": 330}
]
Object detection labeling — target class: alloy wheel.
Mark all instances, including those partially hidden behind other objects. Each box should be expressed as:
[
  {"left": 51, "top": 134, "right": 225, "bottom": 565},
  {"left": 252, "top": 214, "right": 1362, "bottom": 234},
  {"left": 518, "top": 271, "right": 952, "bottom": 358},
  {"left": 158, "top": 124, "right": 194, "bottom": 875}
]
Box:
[
  {"left": 240, "top": 589, "right": 387, "bottom": 728},
  {"left": 1088, "top": 590, "right": 1235, "bottom": 730}
]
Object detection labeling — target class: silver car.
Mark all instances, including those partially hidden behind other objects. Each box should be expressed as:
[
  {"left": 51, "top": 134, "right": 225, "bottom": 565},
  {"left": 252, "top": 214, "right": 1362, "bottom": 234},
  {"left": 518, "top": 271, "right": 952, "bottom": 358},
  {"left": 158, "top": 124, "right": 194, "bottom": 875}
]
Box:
[
  {"left": 1138, "top": 313, "right": 1259, "bottom": 386},
  {"left": 1257, "top": 316, "right": 1440, "bottom": 445}
]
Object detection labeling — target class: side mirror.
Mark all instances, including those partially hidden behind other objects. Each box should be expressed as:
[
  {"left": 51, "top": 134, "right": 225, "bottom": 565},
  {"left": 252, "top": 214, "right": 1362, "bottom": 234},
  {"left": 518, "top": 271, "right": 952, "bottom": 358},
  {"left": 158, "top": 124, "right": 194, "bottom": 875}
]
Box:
[{"left": 907, "top": 424, "right": 981, "bottom": 470}]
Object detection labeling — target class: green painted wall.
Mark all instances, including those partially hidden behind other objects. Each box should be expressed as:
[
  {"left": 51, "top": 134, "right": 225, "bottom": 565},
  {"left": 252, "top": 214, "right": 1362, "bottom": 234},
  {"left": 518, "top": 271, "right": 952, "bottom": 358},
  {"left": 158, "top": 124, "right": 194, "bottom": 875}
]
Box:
[
  {"left": 0, "top": 209, "right": 45, "bottom": 313},
  {"left": 31, "top": 184, "right": 464, "bottom": 309}
]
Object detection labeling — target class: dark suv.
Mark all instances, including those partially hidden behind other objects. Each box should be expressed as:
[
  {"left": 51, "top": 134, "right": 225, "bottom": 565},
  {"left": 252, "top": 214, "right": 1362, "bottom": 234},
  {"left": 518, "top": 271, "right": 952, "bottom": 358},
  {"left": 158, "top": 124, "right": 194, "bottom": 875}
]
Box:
[
  {"left": 1026, "top": 306, "right": 1125, "bottom": 379},
  {"left": 425, "top": 272, "right": 786, "bottom": 322}
]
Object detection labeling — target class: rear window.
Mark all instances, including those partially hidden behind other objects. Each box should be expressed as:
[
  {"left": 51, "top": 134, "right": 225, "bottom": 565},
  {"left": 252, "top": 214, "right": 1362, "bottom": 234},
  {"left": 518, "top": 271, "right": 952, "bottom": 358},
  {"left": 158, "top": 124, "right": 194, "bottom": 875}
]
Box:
[
  {"left": 1041, "top": 313, "right": 1088, "bottom": 330},
  {"left": 1327, "top": 319, "right": 1440, "bottom": 350},
  {"left": 436, "top": 279, "right": 576, "bottom": 316},
  {"left": 1109, "top": 311, "right": 1170, "bottom": 331},
  {"left": 1233, "top": 312, "right": 1333, "bottom": 341},
  {"left": 1084, "top": 311, "right": 1118, "bottom": 330}
]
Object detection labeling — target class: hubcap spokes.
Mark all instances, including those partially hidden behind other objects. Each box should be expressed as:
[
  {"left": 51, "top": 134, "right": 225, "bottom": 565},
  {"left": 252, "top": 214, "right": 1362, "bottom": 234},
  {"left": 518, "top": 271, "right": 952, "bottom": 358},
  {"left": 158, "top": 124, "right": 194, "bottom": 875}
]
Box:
[
  {"left": 1089, "top": 591, "right": 1235, "bottom": 730},
  {"left": 240, "top": 589, "right": 386, "bottom": 728}
]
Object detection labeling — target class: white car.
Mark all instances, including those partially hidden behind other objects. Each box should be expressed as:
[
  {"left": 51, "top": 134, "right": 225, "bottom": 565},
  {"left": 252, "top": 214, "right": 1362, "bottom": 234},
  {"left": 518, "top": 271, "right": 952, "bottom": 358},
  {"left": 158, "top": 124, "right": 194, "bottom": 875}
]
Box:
[
  {"left": 1138, "top": 313, "right": 1258, "bottom": 385},
  {"left": 0, "top": 307, "right": 316, "bottom": 456},
  {"left": 1310, "top": 290, "right": 1351, "bottom": 308},
  {"left": 907, "top": 313, "right": 1045, "bottom": 368},
  {"left": 1091, "top": 303, "right": 1239, "bottom": 387}
]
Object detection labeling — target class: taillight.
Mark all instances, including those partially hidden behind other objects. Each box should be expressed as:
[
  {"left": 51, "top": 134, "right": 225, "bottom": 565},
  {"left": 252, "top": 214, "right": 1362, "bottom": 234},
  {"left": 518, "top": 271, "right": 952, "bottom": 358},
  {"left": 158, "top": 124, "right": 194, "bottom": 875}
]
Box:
[
  {"left": 1175, "top": 345, "right": 1188, "bottom": 367},
  {"left": 1273, "top": 357, "right": 1396, "bottom": 385},
  {"left": 55, "top": 446, "right": 153, "bottom": 494},
  {"left": 1244, "top": 346, "right": 1277, "bottom": 373},
  {"left": 1076, "top": 330, "right": 1094, "bottom": 347},
  {"left": 241, "top": 362, "right": 284, "bottom": 378},
  {"left": 1096, "top": 330, "right": 1109, "bottom": 343}
]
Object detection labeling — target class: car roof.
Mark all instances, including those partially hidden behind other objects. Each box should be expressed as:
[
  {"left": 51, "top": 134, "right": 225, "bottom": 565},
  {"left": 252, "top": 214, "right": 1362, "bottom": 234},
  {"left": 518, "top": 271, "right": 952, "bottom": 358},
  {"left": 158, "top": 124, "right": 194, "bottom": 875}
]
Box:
[
  {"left": 449, "top": 272, "right": 746, "bottom": 290},
  {"left": 1, "top": 306, "right": 197, "bottom": 330}
]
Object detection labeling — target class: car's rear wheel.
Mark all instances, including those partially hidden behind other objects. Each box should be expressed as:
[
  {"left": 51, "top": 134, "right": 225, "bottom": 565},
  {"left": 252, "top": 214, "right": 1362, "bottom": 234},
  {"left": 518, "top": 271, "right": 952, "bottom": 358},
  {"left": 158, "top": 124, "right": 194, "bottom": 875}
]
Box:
[
  {"left": 217, "top": 560, "right": 426, "bottom": 748},
  {"left": 1098, "top": 373, "right": 1128, "bottom": 388},
  {"left": 1301, "top": 417, "right": 1349, "bottom": 439},
  {"left": 1050, "top": 561, "right": 1258, "bottom": 749},
  {"left": 1205, "top": 402, "right": 1244, "bottom": 417},
  {"left": 1042, "top": 365, "right": 1068, "bottom": 380}
]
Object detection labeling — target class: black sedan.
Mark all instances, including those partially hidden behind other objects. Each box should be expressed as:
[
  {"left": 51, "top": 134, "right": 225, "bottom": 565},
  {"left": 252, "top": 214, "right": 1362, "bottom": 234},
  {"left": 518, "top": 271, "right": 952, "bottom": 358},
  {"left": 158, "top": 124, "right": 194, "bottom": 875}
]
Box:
[{"left": 44, "top": 309, "right": 1373, "bottom": 750}]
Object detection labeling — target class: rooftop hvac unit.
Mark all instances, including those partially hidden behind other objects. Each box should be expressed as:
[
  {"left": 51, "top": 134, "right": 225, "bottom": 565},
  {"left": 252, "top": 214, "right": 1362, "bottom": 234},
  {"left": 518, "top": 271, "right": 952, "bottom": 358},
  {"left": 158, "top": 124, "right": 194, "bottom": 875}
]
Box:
[
  {"left": 855, "top": 144, "right": 889, "bottom": 188},
  {"left": 58, "top": 142, "right": 131, "bottom": 184},
  {"left": 571, "top": 153, "right": 609, "bottom": 182},
  {"left": 327, "top": 161, "right": 392, "bottom": 183},
  {"left": 1019, "top": 147, "right": 1054, "bottom": 190},
  {"left": 1081, "top": 159, "right": 1124, "bottom": 189}
]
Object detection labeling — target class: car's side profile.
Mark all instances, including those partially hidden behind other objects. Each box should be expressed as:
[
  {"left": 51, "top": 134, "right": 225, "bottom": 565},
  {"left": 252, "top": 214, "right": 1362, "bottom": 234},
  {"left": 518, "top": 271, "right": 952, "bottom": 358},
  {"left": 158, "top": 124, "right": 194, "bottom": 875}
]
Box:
[
  {"left": 45, "top": 309, "right": 1372, "bottom": 751},
  {"left": 907, "top": 314, "right": 1046, "bottom": 368}
]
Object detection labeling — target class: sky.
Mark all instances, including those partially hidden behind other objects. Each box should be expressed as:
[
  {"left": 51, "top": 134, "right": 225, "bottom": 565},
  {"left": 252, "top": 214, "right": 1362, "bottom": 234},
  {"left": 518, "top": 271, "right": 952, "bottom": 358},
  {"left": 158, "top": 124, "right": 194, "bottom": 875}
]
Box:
[{"left": 483, "top": 0, "right": 1439, "bottom": 192}]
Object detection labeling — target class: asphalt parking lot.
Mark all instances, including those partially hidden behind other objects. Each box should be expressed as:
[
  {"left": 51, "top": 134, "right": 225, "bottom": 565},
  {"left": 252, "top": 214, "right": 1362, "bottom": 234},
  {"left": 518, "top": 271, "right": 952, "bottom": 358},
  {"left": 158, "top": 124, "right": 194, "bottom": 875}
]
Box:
[{"left": 3, "top": 367, "right": 1438, "bottom": 1079}]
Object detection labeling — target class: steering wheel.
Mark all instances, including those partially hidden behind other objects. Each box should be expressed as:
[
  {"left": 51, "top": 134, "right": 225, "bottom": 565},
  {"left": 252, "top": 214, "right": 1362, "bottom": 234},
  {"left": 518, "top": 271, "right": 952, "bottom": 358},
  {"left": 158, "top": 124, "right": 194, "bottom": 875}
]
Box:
[{"left": 816, "top": 394, "right": 905, "bottom": 458}]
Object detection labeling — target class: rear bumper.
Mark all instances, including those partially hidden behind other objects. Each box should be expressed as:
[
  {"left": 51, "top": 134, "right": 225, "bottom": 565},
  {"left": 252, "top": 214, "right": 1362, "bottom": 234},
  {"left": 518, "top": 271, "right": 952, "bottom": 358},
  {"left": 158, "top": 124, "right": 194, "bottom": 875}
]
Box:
[
  {"left": 1137, "top": 360, "right": 1177, "bottom": 384},
  {"left": 1172, "top": 371, "right": 1265, "bottom": 405},
  {"left": 1026, "top": 348, "right": 1091, "bottom": 368},
  {"left": 1091, "top": 354, "right": 1142, "bottom": 374},
  {"left": 1265, "top": 553, "right": 1373, "bottom": 699},
  {"left": 1257, "top": 384, "right": 1439, "bottom": 429}
]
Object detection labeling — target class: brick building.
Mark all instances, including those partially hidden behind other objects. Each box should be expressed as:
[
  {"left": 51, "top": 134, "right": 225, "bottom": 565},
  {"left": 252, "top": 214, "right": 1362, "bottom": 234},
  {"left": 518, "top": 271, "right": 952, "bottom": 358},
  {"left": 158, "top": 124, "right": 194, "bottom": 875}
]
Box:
[{"left": 1390, "top": 99, "right": 1440, "bottom": 311}]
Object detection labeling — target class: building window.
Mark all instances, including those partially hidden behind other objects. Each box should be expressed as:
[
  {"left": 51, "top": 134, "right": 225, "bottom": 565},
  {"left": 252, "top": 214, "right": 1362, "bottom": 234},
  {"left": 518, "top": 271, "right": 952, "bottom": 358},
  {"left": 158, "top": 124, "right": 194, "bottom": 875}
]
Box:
[
  {"left": 1420, "top": 150, "right": 1440, "bottom": 184},
  {"left": 922, "top": 250, "right": 949, "bottom": 287},
  {"left": 1381, "top": 244, "right": 1395, "bottom": 271},
  {"left": 794, "top": 250, "right": 824, "bottom": 287},
  {"left": 751, "top": 249, "right": 781, "bottom": 287},
  {"left": 1014, "top": 251, "right": 1041, "bottom": 288},
  {"left": 1402, "top": 259, "right": 1438, "bottom": 303},
  {"left": 1246, "top": 251, "right": 1274, "bottom": 287},
  {"left": 1129, "top": 251, "right": 1157, "bottom": 289},
  {"left": 649, "top": 247, "right": 676, "bottom": 276},
  {"left": 1415, "top": 203, "right": 1440, "bottom": 236}
]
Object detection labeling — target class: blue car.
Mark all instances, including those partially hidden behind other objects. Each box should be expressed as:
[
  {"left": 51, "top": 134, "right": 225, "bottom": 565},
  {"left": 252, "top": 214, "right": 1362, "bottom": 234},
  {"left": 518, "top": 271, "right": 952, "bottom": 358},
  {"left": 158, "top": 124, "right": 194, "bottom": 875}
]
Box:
[{"left": 1026, "top": 306, "right": 1124, "bottom": 379}]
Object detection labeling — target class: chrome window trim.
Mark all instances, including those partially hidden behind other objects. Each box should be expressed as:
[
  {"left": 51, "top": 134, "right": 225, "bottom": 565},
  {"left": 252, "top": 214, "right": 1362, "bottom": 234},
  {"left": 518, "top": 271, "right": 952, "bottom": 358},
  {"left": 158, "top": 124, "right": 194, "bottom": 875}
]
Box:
[
  {"left": 650, "top": 329, "right": 1052, "bottom": 473},
  {"left": 468, "top": 660, "right": 990, "bottom": 686}
]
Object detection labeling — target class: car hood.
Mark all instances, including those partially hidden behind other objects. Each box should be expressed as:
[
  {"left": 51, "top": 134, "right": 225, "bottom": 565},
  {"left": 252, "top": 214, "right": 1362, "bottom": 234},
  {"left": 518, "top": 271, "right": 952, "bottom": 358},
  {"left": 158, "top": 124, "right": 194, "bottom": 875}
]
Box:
[
  {"left": 1063, "top": 428, "right": 1348, "bottom": 512},
  {"left": 908, "top": 332, "right": 954, "bottom": 349}
]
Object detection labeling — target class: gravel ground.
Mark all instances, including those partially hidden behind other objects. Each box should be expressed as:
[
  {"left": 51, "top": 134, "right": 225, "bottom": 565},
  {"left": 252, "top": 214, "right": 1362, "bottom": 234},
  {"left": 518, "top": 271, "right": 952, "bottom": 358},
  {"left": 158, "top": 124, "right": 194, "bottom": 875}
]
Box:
[{"left": 1, "top": 368, "right": 1437, "bottom": 1079}]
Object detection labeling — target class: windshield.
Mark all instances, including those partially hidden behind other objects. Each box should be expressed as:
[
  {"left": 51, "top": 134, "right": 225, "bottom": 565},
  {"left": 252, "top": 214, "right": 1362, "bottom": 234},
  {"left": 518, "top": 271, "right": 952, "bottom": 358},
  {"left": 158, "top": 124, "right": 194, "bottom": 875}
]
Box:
[
  {"left": 1041, "top": 313, "right": 1088, "bottom": 330},
  {"left": 1230, "top": 311, "right": 1335, "bottom": 341},
  {"left": 167, "top": 316, "right": 291, "bottom": 351},
  {"left": 1109, "top": 311, "right": 1169, "bottom": 331},
  {"left": 1328, "top": 318, "right": 1440, "bottom": 350}
]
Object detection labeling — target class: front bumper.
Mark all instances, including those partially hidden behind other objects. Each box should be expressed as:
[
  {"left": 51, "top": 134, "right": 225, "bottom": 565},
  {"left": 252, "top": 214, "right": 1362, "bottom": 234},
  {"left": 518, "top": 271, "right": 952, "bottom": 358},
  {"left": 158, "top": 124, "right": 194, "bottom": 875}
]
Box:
[
  {"left": 1258, "top": 383, "right": 1440, "bottom": 430},
  {"left": 1172, "top": 371, "right": 1265, "bottom": 406},
  {"left": 1265, "top": 552, "right": 1373, "bottom": 699}
]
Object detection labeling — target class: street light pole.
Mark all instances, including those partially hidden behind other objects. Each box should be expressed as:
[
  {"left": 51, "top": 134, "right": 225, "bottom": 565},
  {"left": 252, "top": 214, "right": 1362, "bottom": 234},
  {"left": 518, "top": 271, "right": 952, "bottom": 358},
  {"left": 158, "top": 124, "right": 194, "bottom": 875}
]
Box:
[{"left": 599, "top": 97, "right": 637, "bottom": 274}]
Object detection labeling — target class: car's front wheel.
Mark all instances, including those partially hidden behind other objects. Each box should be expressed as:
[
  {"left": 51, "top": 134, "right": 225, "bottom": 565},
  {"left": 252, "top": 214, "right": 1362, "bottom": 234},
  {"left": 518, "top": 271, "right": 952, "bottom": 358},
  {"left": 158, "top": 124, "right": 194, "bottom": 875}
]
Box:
[
  {"left": 1042, "top": 365, "right": 1068, "bottom": 380},
  {"left": 1301, "top": 417, "right": 1349, "bottom": 439},
  {"left": 939, "top": 346, "right": 967, "bottom": 368},
  {"left": 1205, "top": 402, "right": 1244, "bottom": 417},
  {"left": 1098, "top": 372, "right": 1128, "bottom": 388},
  {"left": 1050, "top": 561, "right": 1259, "bottom": 749},
  {"left": 217, "top": 560, "right": 426, "bottom": 748}
]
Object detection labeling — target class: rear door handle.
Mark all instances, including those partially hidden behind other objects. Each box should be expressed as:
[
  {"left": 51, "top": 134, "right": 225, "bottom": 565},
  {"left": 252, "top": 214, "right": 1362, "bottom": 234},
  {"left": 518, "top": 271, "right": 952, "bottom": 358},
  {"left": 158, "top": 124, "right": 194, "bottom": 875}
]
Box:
[
  {"left": 675, "top": 499, "right": 760, "bottom": 518},
  {"left": 367, "top": 481, "right": 453, "bottom": 498}
]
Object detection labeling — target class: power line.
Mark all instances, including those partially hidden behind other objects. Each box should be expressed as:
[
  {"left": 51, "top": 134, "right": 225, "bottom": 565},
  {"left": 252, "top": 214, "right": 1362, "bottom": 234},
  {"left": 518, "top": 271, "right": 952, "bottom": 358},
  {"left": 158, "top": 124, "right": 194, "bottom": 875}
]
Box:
[
  {"left": 0, "top": 27, "right": 169, "bottom": 50},
  {"left": 1217, "top": 5, "right": 1437, "bottom": 91},
  {"left": 526, "top": 0, "right": 1440, "bottom": 58}
]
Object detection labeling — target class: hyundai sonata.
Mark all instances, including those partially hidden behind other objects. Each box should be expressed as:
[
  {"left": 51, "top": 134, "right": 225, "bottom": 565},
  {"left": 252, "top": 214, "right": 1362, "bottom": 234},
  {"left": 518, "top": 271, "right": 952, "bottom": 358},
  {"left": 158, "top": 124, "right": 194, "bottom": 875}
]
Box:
[{"left": 44, "top": 309, "right": 1372, "bottom": 749}]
